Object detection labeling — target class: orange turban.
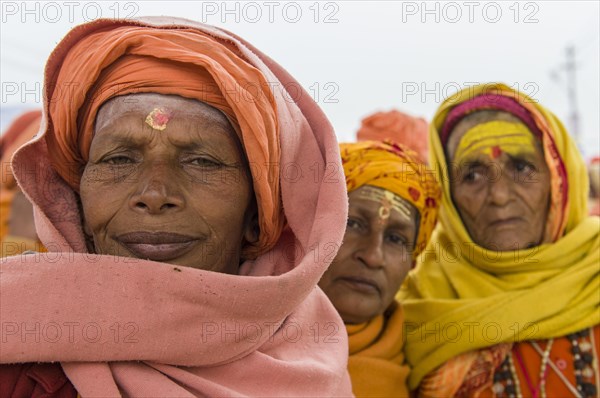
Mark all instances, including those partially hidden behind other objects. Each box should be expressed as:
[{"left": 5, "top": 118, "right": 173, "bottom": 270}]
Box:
[
  {"left": 340, "top": 140, "right": 441, "bottom": 256},
  {"left": 1, "top": 110, "right": 42, "bottom": 242},
  {"left": 45, "top": 26, "right": 283, "bottom": 258},
  {"left": 356, "top": 110, "right": 429, "bottom": 162}
]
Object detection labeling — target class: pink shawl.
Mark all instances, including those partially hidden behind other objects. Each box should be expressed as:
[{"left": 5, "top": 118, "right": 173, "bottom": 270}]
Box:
[{"left": 0, "top": 17, "right": 352, "bottom": 397}]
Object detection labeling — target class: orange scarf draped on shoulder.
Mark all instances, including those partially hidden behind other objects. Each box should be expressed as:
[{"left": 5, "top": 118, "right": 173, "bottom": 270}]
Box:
[{"left": 347, "top": 303, "right": 410, "bottom": 398}]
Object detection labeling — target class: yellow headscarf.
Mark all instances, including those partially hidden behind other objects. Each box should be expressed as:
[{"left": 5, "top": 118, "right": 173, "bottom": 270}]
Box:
[
  {"left": 340, "top": 140, "right": 441, "bottom": 256},
  {"left": 398, "top": 83, "right": 600, "bottom": 390}
]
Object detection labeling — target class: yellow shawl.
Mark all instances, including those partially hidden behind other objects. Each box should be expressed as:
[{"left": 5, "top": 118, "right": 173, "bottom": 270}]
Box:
[
  {"left": 398, "top": 83, "right": 600, "bottom": 390},
  {"left": 347, "top": 303, "right": 410, "bottom": 397}
]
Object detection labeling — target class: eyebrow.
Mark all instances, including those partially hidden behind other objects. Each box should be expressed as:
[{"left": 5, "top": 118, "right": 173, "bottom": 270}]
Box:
[
  {"left": 91, "top": 129, "right": 145, "bottom": 149},
  {"left": 505, "top": 152, "right": 538, "bottom": 163},
  {"left": 94, "top": 122, "right": 220, "bottom": 148}
]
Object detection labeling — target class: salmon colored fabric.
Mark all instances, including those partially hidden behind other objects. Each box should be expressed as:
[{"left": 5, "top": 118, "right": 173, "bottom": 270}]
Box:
[
  {"left": 0, "top": 110, "right": 45, "bottom": 255},
  {"left": 0, "top": 17, "right": 353, "bottom": 397},
  {"left": 346, "top": 304, "right": 410, "bottom": 398},
  {"left": 340, "top": 140, "right": 440, "bottom": 256},
  {"left": 46, "top": 25, "right": 282, "bottom": 259},
  {"left": 356, "top": 110, "right": 429, "bottom": 163},
  {"left": 0, "top": 110, "right": 42, "bottom": 160}
]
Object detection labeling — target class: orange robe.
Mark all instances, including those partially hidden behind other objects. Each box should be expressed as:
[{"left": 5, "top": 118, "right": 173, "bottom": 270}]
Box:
[
  {"left": 419, "top": 325, "right": 600, "bottom": 397},
  {"left": 347, "top": 302, "right": 411, "bottom": 397}
]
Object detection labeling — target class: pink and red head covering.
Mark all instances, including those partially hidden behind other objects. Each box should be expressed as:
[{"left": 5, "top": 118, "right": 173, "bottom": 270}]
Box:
[{"left": 440, "top": 94, "right": 543, "bottom": 146}]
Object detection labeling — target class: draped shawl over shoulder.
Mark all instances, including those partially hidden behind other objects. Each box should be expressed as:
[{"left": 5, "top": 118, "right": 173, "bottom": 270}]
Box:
[
  {"left": 0, "top": 17, "right": 352, "bottom": 397},
  {"left": 398, "top": 83, "right": 600, "bottom": 390}
]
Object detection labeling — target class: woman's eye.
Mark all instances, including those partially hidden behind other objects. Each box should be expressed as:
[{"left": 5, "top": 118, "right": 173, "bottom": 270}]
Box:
[
  {"left": 515, "top": 160, "right": 535, "bottom": 173},
  {"left": 387, "top": 233, "right": 408, "bottom": 246},
  {"left": 189, "top": 157, "right": 222, "bottom": 168},
  {"left": 103, "top": 155, "right": 134, "bottom": 165},
  {"left": 463, "top": 168, "right": 484, "bottom": 182},
  {"left": 346, "top": 218, "right": 362, "bottom": 230}
]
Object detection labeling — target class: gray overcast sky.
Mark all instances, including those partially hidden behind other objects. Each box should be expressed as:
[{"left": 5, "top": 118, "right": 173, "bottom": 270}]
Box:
[{"left": 1, "top": 0, "right": 598, "bottom": 158}]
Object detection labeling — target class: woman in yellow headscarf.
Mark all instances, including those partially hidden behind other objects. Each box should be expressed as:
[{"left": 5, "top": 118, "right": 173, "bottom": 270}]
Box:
[
  {"left": 319, "top": 140, "right": 441, "bottom": 397},
  {"left": 399, "top": 83, "right": 599, "bottom": 397}
]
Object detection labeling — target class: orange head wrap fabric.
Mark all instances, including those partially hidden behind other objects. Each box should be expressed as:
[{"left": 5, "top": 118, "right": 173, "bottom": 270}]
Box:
[
  {"left": 46, "top": 26, "right": 282, "bottom": 259},
  {"left": 340, "top": 140, "right": 440, "bottom": 256},
  {"left": 356, "top": 110, "right": 429, "bottom": 163},
  {"left": 0, "top": 110, "right": 42, "bottom": 245},
  {"left": 1, "top": 110, "right": 42, "bottom": 192}
]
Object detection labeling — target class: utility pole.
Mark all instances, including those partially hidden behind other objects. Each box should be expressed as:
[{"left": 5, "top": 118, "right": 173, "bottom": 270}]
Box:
[
  {"left": 550, "top": 45, "right": 581, "bottom": 148},
  {"left": 565, "top": 45, "right": 580, "bottom": 145}
]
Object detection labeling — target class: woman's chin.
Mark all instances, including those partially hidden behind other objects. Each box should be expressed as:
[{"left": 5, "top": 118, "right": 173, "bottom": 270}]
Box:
[{"left": 479, "top": 233, "right": 537, "bottom": 252}]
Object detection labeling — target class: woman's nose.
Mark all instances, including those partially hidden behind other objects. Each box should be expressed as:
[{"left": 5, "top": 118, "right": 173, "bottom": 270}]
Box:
[
  {"left": 489, "top": 172, "right": 514, "bottom": 206},
  {"left": 129, "top": 162, "right": 185, "bottom": 214},
  {"left": 356, "top": 233, "right": 385, "bottom": 269}
]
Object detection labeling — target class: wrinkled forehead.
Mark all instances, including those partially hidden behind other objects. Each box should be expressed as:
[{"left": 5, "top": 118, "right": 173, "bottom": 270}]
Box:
[
  {"left": 349, "top": 185, "right": 419, "bottom": 227},
  {"left": 93, "top": 93, "right": 244, "bottom": 152},
  {"left": 95, "top": 93, "right": 231, "bottom": 133},
  {"left": 446, "top": 110, "right": 538, "bottom": 161}
]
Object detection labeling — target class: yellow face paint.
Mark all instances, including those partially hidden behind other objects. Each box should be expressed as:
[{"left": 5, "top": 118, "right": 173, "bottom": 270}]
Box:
[
  {"left": 358, "top": 186, "right": 412, "bottom": 223},
  {"left": 145, "top": 107, "right": 173, "bottom": 131},
  {"left": 454, "top": 120, "right": 538, "bottom": 164}
]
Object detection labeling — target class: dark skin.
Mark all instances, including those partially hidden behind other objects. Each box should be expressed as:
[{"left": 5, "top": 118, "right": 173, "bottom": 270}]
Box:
[
  {"left": 447, "top": 111, "right": 551, "bottom": 251},
  {"left": 79, "top": 93, "right": 258, "bottom": 273},
  {"left": 319, "top": 186, "right": 418, "bottom": 324}
]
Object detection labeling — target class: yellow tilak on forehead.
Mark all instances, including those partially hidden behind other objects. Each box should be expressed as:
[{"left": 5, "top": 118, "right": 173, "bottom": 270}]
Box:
[
  {"left": 454, "top": 120, "right": 537, "bottom": 163},
  {"left": 145, "top": 107, "right": 173, "bottom": 131},
  {"left": 358, "top": 186, "right": 412, "bottom": 223}
]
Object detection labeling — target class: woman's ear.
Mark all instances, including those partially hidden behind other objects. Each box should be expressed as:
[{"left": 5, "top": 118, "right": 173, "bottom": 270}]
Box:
[
  {"left": 243, "top": 201, "right": 260, "bottom": 245},
  {"left": 83, "top": 219, "right": 93, "bottom": 237},
  {"left": 77, "top": 194, "right": 95, "bottom": 252}
]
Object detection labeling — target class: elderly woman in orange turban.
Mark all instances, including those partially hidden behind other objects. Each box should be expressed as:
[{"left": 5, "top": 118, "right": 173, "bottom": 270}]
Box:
[
  {"left": 319, "top": 140, "right": 441, "bottom": 397},
  {"left": 0, "top": 17, "right": 353, "bottom": 397}
]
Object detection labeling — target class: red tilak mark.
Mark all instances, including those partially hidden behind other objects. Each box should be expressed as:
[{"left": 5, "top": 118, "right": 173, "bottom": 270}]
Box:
[
  {"left": 153, "top": 111, "right": 171, "bottom": 126},
  {"left": 491, "top": 145, "right": 502, "bottom": 159},
  {"left": 145, "top": 108, "right": 173, "bottom": 131}
]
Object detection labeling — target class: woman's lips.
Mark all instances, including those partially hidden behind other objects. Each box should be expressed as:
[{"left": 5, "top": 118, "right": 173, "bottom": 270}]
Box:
[
  {"left": 488, "top": 217, "right": 523, "bottom": 229},
  {"left": 116, "top": 232, "right": 199, "bottom": 262},
  {"left": 338, "top": 276, "right": 381, "bottom": 295}
]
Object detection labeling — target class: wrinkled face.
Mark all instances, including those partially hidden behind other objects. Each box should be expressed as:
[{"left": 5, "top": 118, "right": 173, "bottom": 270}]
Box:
[
  {"left": 319, "top": 185, "right": 418, "bottom": 324},
  {"left": 447, "top": 111, "right": 551, "bottom": 251},
  {"left": 80, "top": 93, "right": 257, "bottom": 273}
]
